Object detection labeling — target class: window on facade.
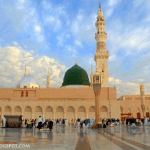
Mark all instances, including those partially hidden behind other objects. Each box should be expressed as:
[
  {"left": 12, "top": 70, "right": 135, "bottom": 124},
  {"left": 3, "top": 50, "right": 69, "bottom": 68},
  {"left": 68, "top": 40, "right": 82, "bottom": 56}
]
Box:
[
  {"left": 21, "top": 91, "right": 24, "bottom": 97},
  {"left": 24, "top": 86, "right": 27, "bottom": 88},
  {"left": 26, "top": 91, "right": 28, "bottom": 97},
  {"left": 96, "top": 76, "right": 99, "bottom": 82}
]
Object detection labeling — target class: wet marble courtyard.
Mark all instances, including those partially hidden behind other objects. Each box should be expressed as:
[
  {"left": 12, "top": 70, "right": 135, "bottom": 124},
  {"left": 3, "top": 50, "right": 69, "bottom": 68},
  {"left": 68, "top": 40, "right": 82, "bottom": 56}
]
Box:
[{"left": 1, "top": 125, "right": 150, "bottom": 150}]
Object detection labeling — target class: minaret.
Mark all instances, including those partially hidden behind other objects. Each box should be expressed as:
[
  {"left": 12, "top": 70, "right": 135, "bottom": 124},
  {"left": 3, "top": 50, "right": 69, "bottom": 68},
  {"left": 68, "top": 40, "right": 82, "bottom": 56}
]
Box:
[
  {"left": 94, "top": 5, "right": 109, "bottom": 87},
  {"left": 90, "top": 65, "right": 93, "bottom": 86},
  {"left": 24, "top": 66, "right": 27, "bottom": 77},
  {"left": 47, "top": 68, "right": 50, "bottom": 88},
  {"left": 140, "top": 83, "right": 145, "bottom": 117},
  {"left": 93, "top": 64, "right": 102, "bottom": 127}
]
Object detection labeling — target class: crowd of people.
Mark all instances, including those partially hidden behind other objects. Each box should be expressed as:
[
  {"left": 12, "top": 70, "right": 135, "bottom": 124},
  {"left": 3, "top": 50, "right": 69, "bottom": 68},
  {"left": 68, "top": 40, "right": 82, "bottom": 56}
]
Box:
[
  {"left": 122, "top": 117, "right": 150, "bottom": 128},
  {"left": 1, "top": 116, "right": 150, "bottom": 130}
]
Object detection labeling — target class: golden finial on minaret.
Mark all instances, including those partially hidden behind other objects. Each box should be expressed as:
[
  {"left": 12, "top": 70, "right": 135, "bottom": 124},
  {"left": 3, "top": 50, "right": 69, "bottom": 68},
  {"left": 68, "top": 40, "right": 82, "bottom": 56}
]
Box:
[
  {"left": 75, "top": 60, "right": 77, "bottom": 65},
  {"left": 47, "top": 68, "right": 50, "bottom": 88},
  {"left": 99, "top": 2, "right": 101, "bottom": 8},
  {"left": 91, "top": 65, "right": 93, "bottom": 75},
  {"left": 24, "top": 66, "right": 27, "bottom": 77}
]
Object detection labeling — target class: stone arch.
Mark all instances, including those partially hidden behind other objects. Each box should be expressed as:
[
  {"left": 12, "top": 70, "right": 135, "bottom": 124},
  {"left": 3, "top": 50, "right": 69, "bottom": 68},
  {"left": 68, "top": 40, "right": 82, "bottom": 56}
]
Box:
[
  {"left": 67, "top": 106, "right": 75, "bottom": 112},
  {"left": 4, "top": 106, "right": 12, "bottom": 115},
  {"left": 24, "top": 106, "right": 32, "bottom": 119},
  {"left": 45, "top": 106, "right": 53, "bottom": 112},
  {"left": 78, "top": 106, "right": 86, "bottom": 119},
  {"left": 100, "top": 106, "right": 108, "bottom": 119},
  {"left": 45, "top": 106, "right": 53, "bottom": 119},
  {"left": 78, "top": 106, "right": 86, "bottom": 112},
  {"left": 67, "top": 106, "right": 75, "bottom": 121},
  {"left": 35, "top": 106, "right": 43, "bottom": 119},
  {"left": 56, "top": 106, "right": 64, "bottom": 119},
  {"left": 35, "top": 106, "right": 42, "bottom": 112},
  {"left": 137, "top": 107, "right": 141, "bottom": 118},
  {"left": 146, "top": 107, "right": 149, "bottom": 118},
  {"left": 89, "top": 106, "right": 95, "bottom": 119},
  {"left": 14, "top": 106, "right": 22, "bottom": 115}
]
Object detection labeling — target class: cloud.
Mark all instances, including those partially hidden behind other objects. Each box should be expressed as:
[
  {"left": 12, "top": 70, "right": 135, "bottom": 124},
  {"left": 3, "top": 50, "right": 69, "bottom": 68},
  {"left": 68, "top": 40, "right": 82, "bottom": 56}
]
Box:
[
  {"left": 71, "top": 11, "right": 96, "bottom": 44},
  {"left": 41, "top": 0, "right": 68, "bottom": 32},
  {"left": 105, "top": 0, "right": 121, "bottom": 18},
  {"left": 75, "top": 40, "right": 82, "bottom": 47},
  {"left": 34, "top": 26, "right": 41, "bottom": 32},
  {"left": 108, "top": 0, "right": 121, "bottom": 6},
  {"left": 109, "top": 76, "right": 141, "bottom": 97},
  {"left": 0, "top": 44, "right": 66, "bottom": 88}
]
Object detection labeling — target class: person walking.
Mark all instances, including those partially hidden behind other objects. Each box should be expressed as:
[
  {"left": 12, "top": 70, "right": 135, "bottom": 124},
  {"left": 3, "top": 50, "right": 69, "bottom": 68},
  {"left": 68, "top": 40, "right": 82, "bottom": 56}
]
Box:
[
  {"left": 47, "top": 119, "right": 53, "bottom": 131},
  {"left": 37, "top": 116, "right": 43, "bottom": 131}
]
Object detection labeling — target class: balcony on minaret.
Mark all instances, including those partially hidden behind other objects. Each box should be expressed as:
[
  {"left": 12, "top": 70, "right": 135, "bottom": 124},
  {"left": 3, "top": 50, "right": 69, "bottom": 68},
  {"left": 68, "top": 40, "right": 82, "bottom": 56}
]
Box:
[{"left": 93, "top": 73, "right": 102, "bottom": 84}]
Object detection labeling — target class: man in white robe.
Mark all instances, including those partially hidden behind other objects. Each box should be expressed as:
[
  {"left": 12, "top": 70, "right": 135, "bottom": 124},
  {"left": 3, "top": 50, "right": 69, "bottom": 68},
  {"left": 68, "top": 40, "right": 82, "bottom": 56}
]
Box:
[{"left": 2, "top": 116, "right": 6, "bottom": 128}]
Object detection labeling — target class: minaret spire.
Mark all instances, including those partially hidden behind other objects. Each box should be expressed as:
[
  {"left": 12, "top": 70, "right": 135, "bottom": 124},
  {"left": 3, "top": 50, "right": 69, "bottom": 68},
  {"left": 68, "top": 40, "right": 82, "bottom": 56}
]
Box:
[
  {"left": 47, "top": 68, "right": 50, "bottom": 88},
  {"left": 91, "top": 65, "right": 93, "bottom": 75},
  {"left": 24, "top": 66, "right": 27, "bottom": 77},
  {"left": 94, "top": 4, "right": 109, "bottom": 87},
  {"left": 75, "top": 60, "right": 77, "bottom": 65},
  {"left": 99, "top": 2, "right": 101, "bottom": 8}
]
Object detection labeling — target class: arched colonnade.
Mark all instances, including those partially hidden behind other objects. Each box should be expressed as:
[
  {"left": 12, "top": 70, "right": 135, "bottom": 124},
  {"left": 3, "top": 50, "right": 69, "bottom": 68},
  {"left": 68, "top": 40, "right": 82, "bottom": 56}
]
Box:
[{"left": 0, "top": 105, "right": 109, "bottom": 120}]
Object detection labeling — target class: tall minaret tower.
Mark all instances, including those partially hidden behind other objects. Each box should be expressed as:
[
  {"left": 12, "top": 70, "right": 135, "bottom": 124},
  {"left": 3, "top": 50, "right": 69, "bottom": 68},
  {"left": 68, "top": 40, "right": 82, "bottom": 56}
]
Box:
[
  {"left": 94, "top": 4, "right": 109, "bottom": 87},
  {"left": 140, "top": 83, "right": 145, "bottom": 117},
  {"left": 47, "top": 68, "right": 50, "bottom": 88},
  {"left": 24, "top": 66, "right": 27, "bottom": 77}
]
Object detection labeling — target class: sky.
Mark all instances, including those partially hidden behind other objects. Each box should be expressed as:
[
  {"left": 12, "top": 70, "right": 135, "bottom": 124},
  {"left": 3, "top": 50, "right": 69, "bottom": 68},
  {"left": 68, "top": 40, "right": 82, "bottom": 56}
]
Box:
[{"left": 0, "top": 0, "right": 150, "bottom": 98}]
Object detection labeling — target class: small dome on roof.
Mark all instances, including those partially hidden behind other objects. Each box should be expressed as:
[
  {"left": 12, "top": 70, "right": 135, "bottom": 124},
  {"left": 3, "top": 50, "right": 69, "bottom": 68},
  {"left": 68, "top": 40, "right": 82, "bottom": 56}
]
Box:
[
  {"left": 17, "top": 74, "right": 39, "bottom": 88},
  {"left": 19, "top": 74, "right": 38, "bottom": 85}
]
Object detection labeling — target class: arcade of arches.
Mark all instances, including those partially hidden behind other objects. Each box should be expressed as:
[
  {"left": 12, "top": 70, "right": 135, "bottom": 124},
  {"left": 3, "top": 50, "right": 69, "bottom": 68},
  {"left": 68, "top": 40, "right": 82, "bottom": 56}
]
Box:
[
  {"left": 0, "top": 105, "right": 111, "bottom": 120},
  {"left": 120, "top": 106, "right": 150, "bottom": 119}
]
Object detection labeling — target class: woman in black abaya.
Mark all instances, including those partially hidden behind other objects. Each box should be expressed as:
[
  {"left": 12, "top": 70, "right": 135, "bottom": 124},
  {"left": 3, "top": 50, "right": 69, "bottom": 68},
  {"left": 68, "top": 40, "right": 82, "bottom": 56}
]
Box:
[{"left": 47, "top": 119, "right": 53, "bottom": 131}]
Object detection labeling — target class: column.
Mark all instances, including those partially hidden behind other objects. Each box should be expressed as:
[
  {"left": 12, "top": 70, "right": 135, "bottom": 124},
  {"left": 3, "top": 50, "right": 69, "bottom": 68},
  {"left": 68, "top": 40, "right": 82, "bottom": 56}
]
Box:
[
  {"left": 53, "top": 112, "right": 55, "bottom": 120},
  {"left": 32, "top": 112, "right": 34, "bottom": 119},
  {"left": 75, "top": 113, "right": 77, "bottom": 119},
  {"left": 86, "top": 113, "right": 88, "bottom": 119},
  {"left": 93, "top": 84, "right": 101, "bottom": 125},
  {"left": 64, "top": 112, "right": 66, "bottom": 119}
]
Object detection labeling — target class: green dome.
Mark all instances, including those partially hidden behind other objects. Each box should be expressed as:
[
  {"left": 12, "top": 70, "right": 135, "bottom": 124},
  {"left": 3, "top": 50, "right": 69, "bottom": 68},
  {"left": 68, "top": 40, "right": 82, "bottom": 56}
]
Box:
[{"left": 62, "top": 64, "right": 90, "bottom": 86}]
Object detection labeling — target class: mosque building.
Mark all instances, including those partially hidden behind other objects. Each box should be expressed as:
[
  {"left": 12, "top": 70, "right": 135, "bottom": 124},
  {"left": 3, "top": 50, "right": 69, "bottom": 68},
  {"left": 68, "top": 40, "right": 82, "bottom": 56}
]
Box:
[{"left": 0, "top": 6, "right": 149, "bottom": 122}]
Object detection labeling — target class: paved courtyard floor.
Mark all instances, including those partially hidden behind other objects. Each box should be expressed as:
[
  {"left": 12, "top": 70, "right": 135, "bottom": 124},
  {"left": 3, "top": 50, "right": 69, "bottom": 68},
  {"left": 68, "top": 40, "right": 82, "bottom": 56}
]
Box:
[{"left": 0, "top": 125, "right": 150, "bottom": 150}]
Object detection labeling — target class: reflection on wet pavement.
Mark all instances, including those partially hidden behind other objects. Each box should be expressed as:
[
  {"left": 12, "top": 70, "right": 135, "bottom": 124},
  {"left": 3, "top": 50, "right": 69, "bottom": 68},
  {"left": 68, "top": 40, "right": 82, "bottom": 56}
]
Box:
[{"left": 0, "top": 125, "right": 150, "bottom": 149}]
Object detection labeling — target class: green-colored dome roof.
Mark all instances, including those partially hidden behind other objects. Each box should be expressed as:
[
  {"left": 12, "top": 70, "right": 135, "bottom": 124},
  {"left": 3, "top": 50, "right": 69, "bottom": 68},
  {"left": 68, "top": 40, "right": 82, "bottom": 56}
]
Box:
[{"left": 62, "top": 64, "right": 90, "bottom": 86}]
